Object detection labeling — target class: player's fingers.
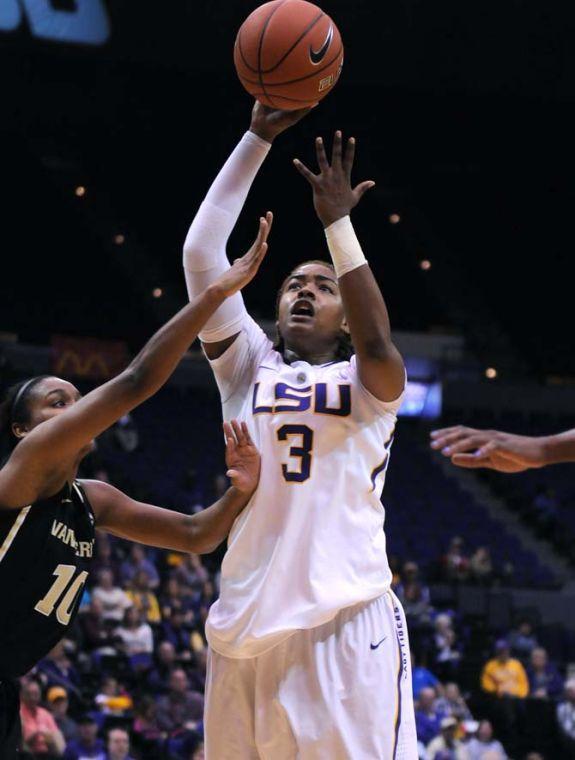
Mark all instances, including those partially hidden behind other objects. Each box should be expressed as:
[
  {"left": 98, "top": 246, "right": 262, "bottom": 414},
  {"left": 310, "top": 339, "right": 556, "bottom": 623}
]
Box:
[
  {"left": 231, "top": 419, "right": 246, "bottom": 446},
  {"left": 331, "top": 130, "right": 343, "bottom": 167},
  {"left": 293, "top": 158, "right": 318, "bottom": 184},
  {"left": 343, "top": 136, "right": 356, "bottom": 176},
  {"left": 430, "top": 428, "right": 476, "bottom": 450},
  {"left": 315, "top": 136, "right": 330, "bottom": 171},
  {"left": 240, "top": 421, "right": 254, "bottom": 446},
  {"left": 222, "top": 422, "right": 237, "bottom": 452},
  {"left": 226, "top": 468, "right": 239, "bottom": 480},
  {"left": 451, "top": 453, "right": 492, "bottom": 469},
  {"left": 442, "top": 435, "right": 489, "bottom": 456},
  {"left": 431, "top": 426, "right": 469, "bottom": 439},
  {"left": 353, "top": 180, "right": 376, "bottom": 200}
]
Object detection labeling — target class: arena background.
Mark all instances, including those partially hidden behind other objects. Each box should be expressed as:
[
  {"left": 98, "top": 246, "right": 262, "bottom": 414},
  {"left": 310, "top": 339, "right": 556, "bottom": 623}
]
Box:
[{"left": 1, "top": 2, "right": 575, "bottom": 759}]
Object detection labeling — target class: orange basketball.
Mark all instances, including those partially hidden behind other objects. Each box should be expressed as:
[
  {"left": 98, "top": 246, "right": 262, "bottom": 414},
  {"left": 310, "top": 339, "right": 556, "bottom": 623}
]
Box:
[{"left": 234, "top": 0, "right": 344, "bottom": 110}]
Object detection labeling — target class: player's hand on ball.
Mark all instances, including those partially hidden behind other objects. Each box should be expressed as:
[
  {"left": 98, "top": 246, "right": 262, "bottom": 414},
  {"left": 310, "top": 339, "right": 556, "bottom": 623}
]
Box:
[
  {"left": 250, "top": 101, "right": 316, "bottom": 143},
  {"left": 293, "top": 131, "right": 376, "bottom": 227},
  {"left": 215, "top": 212, "right": 273, "bottom": 297},
  {"left": 224, "top": 420, "right": 261, "bottom": 495},
  {"left": 430, "top": 426, "right": 547, "bottom": 473}
]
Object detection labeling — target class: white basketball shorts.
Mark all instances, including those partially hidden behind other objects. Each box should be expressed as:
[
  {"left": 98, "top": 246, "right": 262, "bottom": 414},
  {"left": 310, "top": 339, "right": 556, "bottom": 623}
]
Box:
[{"left": 204, "top": 591, "right": 417, "bottom": 759}]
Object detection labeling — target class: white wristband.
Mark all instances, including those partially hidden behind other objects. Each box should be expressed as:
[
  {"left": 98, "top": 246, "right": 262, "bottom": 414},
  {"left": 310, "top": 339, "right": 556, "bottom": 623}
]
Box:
[{"left": 324, "top": 216, "right": 367, "bottom": 278}]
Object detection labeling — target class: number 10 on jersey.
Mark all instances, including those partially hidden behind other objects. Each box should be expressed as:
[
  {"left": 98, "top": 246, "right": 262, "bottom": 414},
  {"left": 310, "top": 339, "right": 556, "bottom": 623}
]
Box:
[{"left": 277, "top": 425, "right": 313, "bottom": 483}]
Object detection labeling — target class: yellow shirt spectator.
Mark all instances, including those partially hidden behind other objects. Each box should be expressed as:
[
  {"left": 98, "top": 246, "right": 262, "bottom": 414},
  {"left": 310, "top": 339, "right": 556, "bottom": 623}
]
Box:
[
  {"left": 127, "top": 590, "right": 161, "bottom": 624},
  {"left": 481, "top": 641, "right": 529, "bottom": 698}
]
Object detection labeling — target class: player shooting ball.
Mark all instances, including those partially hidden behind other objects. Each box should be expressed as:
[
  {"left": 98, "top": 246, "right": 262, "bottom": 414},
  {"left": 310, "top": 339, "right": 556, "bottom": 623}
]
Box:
[{"left": 182, "top": 101, "right": 418, "bottom": 758}]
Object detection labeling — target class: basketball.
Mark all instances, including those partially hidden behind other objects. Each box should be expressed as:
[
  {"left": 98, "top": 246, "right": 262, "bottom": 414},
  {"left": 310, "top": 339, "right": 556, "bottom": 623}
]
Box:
[{"left": 234, "top": 0, "right": 344, "bottom": 110}]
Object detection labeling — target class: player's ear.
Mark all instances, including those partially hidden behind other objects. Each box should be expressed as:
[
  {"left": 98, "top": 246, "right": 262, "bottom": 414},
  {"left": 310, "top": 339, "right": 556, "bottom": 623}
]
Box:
[
  {"left": 340, "top": 318, "right": 350, "bottom": 336},
  {"left": 11, "top": 422, "right": 29, "bottom": 440}
]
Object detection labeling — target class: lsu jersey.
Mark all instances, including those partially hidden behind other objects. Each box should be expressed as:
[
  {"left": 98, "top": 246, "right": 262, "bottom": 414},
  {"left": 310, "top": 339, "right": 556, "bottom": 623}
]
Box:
[{"left": 205, "top": 316, "right": 403, "bottom": 659}]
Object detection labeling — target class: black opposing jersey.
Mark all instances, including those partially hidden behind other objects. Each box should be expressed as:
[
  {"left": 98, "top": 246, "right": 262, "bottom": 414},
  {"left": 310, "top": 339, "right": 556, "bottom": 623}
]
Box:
[{"left": 0, "top": 481, "right": 95, "bottom": 678}]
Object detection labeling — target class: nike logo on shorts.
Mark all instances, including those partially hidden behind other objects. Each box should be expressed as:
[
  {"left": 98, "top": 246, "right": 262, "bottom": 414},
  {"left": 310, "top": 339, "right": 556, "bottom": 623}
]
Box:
[
  {"left": 309, "top": 25, "right": 333, "bottom": 65},
  {"left": 370, "top": 636, "right": 387, "bottom": 650}
]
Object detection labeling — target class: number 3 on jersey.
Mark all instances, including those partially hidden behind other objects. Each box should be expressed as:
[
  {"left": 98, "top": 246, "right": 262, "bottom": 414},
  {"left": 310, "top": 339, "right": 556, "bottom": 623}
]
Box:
[
  {"left": 277, "top": 425, "right": 314, "bottom": 483},
  {"left": 35, "top": 564, "right": 88, "bottom": 626}
]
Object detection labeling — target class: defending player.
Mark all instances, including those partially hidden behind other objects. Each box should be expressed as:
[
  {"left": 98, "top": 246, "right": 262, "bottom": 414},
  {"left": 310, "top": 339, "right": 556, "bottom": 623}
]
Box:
[
  {"left": 183, "top": 103, "right": 417, "bottom": 759},
  {"left": 431, "top": 425, "right": 575, "bottom": 472},
  {"left": 0, "top": 217, "right": 271, "bottom": 755}
]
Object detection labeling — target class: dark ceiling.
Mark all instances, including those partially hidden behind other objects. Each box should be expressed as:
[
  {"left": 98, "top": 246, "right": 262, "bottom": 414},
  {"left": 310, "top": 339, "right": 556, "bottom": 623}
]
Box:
[{"left": 1, "top": 0, "right": 574, "bottom": 377}]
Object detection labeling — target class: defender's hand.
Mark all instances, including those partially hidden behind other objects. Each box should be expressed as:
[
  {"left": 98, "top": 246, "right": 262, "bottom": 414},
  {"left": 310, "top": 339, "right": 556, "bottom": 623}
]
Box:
[
  {"left": 224, "top": 420, "right": 260, "bottom": 495},
  {"left": 215, "top": 212, "right": 273, "bottom": 298},
  {"left": 430, "top": 426, "right": 547, "bottom": 473},
  {"left": 293, "top": 131, "right": 375, "bottom": 227},
  {"left": 250, "top": 101, "right": 316, "bottom": 143}
]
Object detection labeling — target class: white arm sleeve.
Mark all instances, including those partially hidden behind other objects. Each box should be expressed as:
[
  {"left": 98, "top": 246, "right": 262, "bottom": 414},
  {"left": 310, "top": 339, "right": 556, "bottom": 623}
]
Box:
[{"left": 183, "top": 130, "right": 271, "bottom": 343}]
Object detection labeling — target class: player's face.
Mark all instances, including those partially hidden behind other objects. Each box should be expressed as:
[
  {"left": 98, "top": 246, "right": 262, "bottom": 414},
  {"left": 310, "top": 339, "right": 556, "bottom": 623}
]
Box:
[
  {"left": 22, "top": 377, "right": 81, "bottom": 428},
  {"left": 277, "top": 263, "right": 346, "bottom": 350},
  {"left": 15, "top": 376, "right": 95, "bottom": 456}
]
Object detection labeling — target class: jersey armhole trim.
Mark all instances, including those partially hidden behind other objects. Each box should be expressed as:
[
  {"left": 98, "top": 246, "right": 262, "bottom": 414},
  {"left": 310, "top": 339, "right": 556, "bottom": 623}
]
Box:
[{"left": 0, "top": 505, "right": 31, "bottom": 564}]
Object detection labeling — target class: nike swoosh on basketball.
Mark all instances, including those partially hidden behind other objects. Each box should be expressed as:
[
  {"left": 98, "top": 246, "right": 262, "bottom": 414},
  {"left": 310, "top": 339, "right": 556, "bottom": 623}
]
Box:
[
  {"left": 370, "top": 636, "right": 387, "bottom": 650},
  {"left": 309, "top": 24, "right": 333, "bottom": 65}
]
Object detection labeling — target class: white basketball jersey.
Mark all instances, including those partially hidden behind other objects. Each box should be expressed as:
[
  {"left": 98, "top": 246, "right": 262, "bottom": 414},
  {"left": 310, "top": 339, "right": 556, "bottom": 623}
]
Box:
[{"left": 205, "top": 315, "right": 403, "bottom": 659}]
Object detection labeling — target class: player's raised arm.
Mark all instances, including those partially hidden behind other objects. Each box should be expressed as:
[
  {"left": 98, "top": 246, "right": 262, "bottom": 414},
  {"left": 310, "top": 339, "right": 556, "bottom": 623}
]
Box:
[
  {"left": 84, "top": 421, "right": 260, "bottom": 554},
  {"left": 294, "top": 131, "right": 405, "bottom": 402},
  {"left": 0, "top": 216, "right": 271, "bottom": 509},
  {"left": 430, "top": 425, "right": 575, "bottom": 472},
  {"left": 183, "top": 101, "right": 312, "bottom": 360}
]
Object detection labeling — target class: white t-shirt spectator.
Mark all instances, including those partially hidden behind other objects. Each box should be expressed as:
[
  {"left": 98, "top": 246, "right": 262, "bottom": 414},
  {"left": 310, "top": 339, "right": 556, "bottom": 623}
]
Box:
[
  {"left": 115, "top": 623, "right": 153, "bottom": 656},
  {"left": 467, "top": 737, "right": 508, "bottom": 759},
  {"left": 93, "top": 586, "right": 132, "bottom": 623}
]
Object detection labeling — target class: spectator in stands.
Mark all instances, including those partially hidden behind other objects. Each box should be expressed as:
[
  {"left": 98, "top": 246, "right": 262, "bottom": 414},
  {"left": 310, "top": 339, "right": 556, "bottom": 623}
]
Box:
[
  {"left": 481, "top": 640, "right": 529, "bottom": 698},
  {"left": 114, "top": 412, "right": 139, "bottom": 453},
  {"left": 155, "top": 668, "right": 203, "bottom": 734},
  {"left": 434, "top": 682, "right": 473, "bottom": 722},
  {"left": 79, "top": 598, "right": 118, "bottom": 655},
  {"left": 556, "top": 678, "right": 575, "bottom": 755},
  {"left": 37, "top": 640, "right": 81, "bottom": 698},
  {"left": 147, "top": 640, "right": 178, "bottom": 693},
  {"left": 47, "top": 686, "right": 78, "bottom": 744},
  {"left": 412, "top": 651, "right": 442, "bottom": 701},
  {"left": 114, "top": 607, "right": 154, "bottom": 656},
  {"left": 133, "top": 695, "right": 164, "bottom": 745},
  {"left": 466, "top": 720, "right": 507, "bottom": 760},
  {"left": 469, "top": 547, "right": 494, "bottom": 585},
  {"left": 160, "top": 577, "right": 195, "bottom": 624},
  {"left": 527, "top": 647, "right": 563, "bottom": 699},
  {"left": 92, "top": 569, "right": 132, "bottom": 624},
  {"left": 173, "top": 553, "right": 209, "bottom": 591},
  {"left": 434, "top": 614, "right": 462, "bottom": 678},
  {"left": 443, "top": 536, "right": 470, "bottom": 582},
  {"left": 120, "top": 544, "right": 160, "bottom": 590},
  {"left": 63, "top": 715, "right": 105, "bottom": 760},
  {"left": 427, "top": 716, "right": 469, "bottom": 759},
  {"left": 161, "top": 608, "right": 193, "bottom": 657},
  {"left": 415, "top": 687, "right": 445, "bottom": 746},
  {"left": 95, "top": 676, "right": 133, "bottom": 717},
  {"left": 126, "top": 569, "right": 161, "bottom": 624},
  {"left": 507, "top": 619, "right": 538, "bottom": 662},
  {"left": 92, "top": 532, "right": 121, "bottom": 580},
  {"left": 105, "top": 727, "right": 135, "bottom": 760},
  {"left": 397, "top": 568, "right": 433, "bottom": 630},
  {"left": 20, "top": 677, "right": 66, "bottom": 757}
]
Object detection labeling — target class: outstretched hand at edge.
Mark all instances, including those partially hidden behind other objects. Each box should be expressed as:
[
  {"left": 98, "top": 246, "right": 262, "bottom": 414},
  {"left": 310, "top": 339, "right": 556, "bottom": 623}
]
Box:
[
  {"left": 224, "top": 420, "right": 261, "bottom": 495},
  {"left": 215, "top": 211, "right": 273, "bottom": 298}
]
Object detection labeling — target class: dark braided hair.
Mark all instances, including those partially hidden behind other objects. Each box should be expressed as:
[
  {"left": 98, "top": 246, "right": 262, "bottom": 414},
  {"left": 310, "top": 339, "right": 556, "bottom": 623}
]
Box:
[
  {"left": 274, "top": 260, "right": 354, "bottom": 363},
  {"left": 0, "top": 376, "right": 51, "bottom": 464}
]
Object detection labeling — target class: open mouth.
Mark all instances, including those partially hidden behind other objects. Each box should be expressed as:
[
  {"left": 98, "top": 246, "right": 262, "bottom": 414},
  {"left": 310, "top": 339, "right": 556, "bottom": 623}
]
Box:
[{"left": 290, "top": 299, "right": 315, "bottom": 318}]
